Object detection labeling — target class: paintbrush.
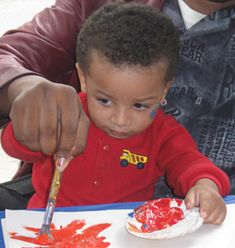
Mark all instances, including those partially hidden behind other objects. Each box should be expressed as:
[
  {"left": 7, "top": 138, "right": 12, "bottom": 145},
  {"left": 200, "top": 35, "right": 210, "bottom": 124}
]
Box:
[{"left": 38, "top": 156, "right": 70, "bottom": 238}]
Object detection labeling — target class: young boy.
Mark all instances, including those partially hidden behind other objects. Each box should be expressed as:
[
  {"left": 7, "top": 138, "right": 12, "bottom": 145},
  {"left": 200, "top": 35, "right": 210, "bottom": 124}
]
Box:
[{"left": 1, "top": 3, "right": 229, "bottom": 224}]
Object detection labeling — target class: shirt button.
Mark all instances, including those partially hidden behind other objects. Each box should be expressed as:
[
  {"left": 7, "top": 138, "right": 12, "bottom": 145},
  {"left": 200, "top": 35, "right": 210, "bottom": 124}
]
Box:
[
  {"left": 99, "top": 163, "right": 105, "bottom": 169},
  {"left": 94, "top": 180, "right": 100, "bottom": 186},
  {"left": 103, "top": 145, "right": 110, "bottom": 151}
]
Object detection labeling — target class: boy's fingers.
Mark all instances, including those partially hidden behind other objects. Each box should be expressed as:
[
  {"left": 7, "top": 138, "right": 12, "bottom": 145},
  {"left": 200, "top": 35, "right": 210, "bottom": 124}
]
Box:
[
  {"left": 202, "top": 196, "right": 227, "bottom": 224},
  {"left": 184, "top": 188, "right": 196, "bottom": 210},
  {"left": 198, "top": 196, "right": 209, "bottom": 219},
  {"left": 204, "top": 211, "right": 226, "bottom": 225},
  {"left": 200, "top": 207, "right": 207, "bottom": 220},
  {"left": 186, "top": 189, "right": 207, "bottom": 220}
]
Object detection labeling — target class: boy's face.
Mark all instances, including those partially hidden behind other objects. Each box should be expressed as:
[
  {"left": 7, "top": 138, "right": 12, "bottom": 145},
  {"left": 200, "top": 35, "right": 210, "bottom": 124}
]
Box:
[{"left": 77, "top": 52, "right": 171, "bottom": 139}]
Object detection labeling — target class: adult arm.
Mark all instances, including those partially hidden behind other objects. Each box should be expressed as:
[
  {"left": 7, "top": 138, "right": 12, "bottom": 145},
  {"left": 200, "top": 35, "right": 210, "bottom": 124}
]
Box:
[
  {"left": 0, "top": 0, "right": 82, "bottom": 121},
  {"left": 0, "top": 0, "right": 108, "bottom": 157}
]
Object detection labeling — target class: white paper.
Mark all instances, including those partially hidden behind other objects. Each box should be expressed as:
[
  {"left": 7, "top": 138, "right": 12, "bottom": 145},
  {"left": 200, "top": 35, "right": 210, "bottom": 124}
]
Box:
[{"left": 1, "top": 204, "right": 235, "bottom": 248}]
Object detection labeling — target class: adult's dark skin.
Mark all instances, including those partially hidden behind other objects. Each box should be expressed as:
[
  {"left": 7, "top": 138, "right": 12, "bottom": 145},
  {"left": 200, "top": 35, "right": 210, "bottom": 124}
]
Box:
[
  {"left": 2, "top": 75, "right": 89, "bottom": 161},
  {"left": 184, "top": 0, "right": 235, "bottom": 14}
]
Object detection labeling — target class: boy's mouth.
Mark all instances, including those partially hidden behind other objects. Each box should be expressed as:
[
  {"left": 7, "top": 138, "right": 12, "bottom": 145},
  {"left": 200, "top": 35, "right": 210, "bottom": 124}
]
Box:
[{"left": 109, "top": 129, "right": 129, "bottom": 139}]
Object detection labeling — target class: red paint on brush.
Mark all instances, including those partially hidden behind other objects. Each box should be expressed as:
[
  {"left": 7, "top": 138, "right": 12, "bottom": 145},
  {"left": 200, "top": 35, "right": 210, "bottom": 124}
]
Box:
[
  {"left": 10, "top": 219, "right": 111, "bottom": 247},
  {"left": 134, "top": 198, "right": 184, "bottom": 232}
]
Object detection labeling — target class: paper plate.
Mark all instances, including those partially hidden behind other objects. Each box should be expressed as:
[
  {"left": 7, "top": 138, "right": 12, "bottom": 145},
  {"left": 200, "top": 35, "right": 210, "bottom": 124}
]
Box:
[{"left": 126, "top": 198, "right": 204, "bottom": 239}]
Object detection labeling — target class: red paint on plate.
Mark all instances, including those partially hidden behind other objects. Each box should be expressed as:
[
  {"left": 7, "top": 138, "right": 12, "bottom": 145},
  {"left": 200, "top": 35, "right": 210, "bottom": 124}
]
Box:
[
  {"left": 133, "top": 198, "right": 184, "bottom": 232},
  {"left": 10, "top": 219, "right": 111, "bottom": 247}
]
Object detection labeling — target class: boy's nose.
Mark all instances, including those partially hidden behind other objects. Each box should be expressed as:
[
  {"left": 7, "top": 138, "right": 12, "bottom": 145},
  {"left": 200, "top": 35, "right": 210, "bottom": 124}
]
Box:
[{"left": 111, "top": 108, "right": 130, "bottom": 127}]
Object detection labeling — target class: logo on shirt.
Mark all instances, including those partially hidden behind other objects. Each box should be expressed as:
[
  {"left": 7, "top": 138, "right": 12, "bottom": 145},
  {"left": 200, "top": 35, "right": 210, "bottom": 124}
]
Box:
[{"left": 120, "top": 149, "right": 148, "bottom": 169}]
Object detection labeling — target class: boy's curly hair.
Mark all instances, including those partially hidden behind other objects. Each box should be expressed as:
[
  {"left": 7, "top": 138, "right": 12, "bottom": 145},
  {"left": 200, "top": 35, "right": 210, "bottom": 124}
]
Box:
[{"left": 76, "top": 2, "right": 179, "bottom": 81}]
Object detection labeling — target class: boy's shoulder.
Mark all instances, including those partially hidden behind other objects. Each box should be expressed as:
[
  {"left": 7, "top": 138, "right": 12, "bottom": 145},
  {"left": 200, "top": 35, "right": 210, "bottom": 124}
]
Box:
[
  {"left": 154, "top": 108, "right": 177, "bottom": 125},
  {"left": 153, "top": 108, "right": 189, "bottom": 135}
]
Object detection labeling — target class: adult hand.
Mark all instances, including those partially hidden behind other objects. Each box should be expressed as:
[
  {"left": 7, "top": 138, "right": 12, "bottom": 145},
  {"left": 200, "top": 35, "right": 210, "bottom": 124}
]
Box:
[
  {"left": 184, "top": 178, "right": 227, "bottom": 224},
  {"left": 8, "top": 75, "right": 90, "bottom": 158}
]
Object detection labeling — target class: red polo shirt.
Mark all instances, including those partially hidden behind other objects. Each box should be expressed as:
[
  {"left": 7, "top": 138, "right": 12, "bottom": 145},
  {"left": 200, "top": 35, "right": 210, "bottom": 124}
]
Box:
[{"left": 1, "top": 93, "right": 230, "bottom": 208}]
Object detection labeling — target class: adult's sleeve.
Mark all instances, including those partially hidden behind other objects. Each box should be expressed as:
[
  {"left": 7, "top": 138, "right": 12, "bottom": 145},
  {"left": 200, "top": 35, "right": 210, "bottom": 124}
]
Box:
[
  {"left": 156, "top": 112, "right": 230, "bottom": 197},
  {"left": 0, "top": 0, "right": 164, "bottom": 87},
  {"left": 0, "top": 0, "right": 84, "bottom": 86}
]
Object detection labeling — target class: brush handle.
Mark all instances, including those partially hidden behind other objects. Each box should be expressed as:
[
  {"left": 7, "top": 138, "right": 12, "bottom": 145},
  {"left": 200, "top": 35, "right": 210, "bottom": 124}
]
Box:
[
  {"left": 39, "top": 156, "right": 72, "bottom": 235},
  {"left": 48, "top": 167, "right": 62, "bottom": 201},
  {"left": 41, "top": 168, "right": 62, "bottom": 227}
]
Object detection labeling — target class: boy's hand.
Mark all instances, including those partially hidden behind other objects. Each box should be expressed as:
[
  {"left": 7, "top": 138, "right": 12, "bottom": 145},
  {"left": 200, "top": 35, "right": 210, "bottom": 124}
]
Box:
[{"left": 185, "top": 178, "right": 227, "bottom": 225}]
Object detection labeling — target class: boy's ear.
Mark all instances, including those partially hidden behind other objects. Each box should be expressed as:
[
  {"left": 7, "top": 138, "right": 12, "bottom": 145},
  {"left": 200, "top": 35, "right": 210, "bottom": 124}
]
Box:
[
  {"left": 161, "top": 79, "right": 174, "bottom": 102},
  {"left": 76, "top": 63, "right": 86, "bottom": 93}
]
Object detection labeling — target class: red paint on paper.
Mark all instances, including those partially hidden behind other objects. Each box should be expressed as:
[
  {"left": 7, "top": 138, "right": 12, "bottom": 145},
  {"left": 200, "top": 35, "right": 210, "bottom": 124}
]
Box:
[
  {"left": 10, "top": 219, "right": 111, "bottom": 247},
  {"left": 134, "top": 198, "right": 184, "bottom": 232}
]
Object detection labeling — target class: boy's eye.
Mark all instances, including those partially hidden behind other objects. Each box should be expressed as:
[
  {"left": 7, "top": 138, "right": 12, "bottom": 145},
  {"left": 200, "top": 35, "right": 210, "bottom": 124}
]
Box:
[
  {"left": 133, "top": 103, "right": 149, "bottom": 110},
  {"left": 97, "top": 98, "right": 111, "bottom": 105}
]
